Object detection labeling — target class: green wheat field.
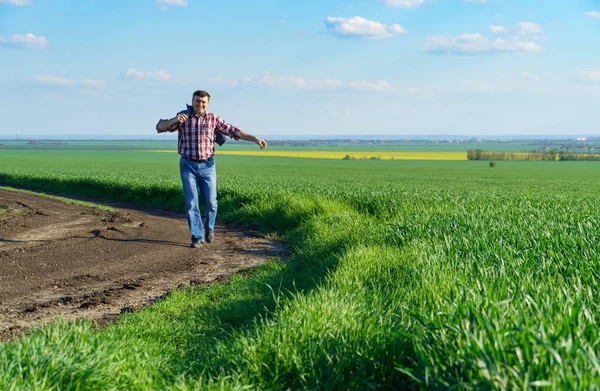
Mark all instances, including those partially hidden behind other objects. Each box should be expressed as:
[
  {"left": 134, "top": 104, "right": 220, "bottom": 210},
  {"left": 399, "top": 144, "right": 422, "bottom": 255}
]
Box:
[{"left": 1, "top": 144, "right": 599, "bottom": 390}]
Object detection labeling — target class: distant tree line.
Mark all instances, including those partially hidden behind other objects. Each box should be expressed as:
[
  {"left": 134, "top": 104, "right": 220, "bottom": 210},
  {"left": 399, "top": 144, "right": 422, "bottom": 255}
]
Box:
[
  {"left": 342, "top": 155, "right": 381, "bottom": 160},
  {"left": 26, "top": 140, "right": 68, "bottom": 145},
  {"left": 466, "top": 149, "right": 600, "bottom": 161}
]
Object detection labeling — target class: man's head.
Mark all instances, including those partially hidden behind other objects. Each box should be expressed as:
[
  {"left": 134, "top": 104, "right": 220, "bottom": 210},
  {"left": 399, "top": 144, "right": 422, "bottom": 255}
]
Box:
[{"left": 192, "top": 90, "right": 210, "bottom": 115}]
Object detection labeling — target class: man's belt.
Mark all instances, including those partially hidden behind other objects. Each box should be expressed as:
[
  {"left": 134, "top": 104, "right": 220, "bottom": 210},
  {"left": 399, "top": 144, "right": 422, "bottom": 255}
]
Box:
[{"left": 185, "top": 155, "right": 214, "bottom": 163}]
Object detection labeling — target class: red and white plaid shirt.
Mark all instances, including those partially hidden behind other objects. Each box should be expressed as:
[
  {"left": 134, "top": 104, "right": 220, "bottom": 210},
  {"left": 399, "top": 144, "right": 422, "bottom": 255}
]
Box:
[{"left": 157, "top": 110, "right": 241, "bottom": 161}]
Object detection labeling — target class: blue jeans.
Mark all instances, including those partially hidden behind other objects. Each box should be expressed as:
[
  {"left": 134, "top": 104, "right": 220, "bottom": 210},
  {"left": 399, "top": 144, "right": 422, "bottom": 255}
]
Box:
[{"left": 179, "top": 157, "right": 217, "bottom": 242}]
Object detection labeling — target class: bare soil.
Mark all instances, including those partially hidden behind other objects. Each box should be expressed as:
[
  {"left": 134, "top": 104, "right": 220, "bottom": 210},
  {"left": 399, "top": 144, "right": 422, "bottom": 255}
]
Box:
[{"left": 0, "top": 189, "right": 286, "bottom": 341}]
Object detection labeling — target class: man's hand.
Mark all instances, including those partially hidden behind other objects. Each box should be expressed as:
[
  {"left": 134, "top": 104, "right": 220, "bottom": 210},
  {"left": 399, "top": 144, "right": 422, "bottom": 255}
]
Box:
[
  {"left": 177, "top": 113, "right": 188, "bottom": 124},
  {"left": 257, "top": 139, "right": 267, "bottom": 149}
]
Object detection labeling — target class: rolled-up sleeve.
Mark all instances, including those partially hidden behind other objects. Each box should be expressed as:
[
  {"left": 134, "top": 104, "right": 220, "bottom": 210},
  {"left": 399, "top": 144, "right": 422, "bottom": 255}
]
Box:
[
  {"left": 156, "top": 120, "right": 181, "bottom": 133},
  {"left": 214, "top": 115, "right": 241, "bottom": 140}
]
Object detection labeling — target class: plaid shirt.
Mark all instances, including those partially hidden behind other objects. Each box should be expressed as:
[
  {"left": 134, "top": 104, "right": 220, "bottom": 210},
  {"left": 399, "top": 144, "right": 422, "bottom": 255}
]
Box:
[{"left": 157, "top": 109, "right": 241, "bottom": 161}]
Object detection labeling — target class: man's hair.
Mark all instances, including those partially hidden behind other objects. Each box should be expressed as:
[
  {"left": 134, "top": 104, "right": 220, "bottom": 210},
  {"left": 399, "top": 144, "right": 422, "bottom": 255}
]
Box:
[{"left": 192, "top": 90, "right": 211, "bottom": 101}]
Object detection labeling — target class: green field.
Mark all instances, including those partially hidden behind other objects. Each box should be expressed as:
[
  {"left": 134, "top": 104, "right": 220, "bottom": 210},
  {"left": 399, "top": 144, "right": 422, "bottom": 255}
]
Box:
[{"left": 1, "top": 147, "right": 600, "bottom": 389}]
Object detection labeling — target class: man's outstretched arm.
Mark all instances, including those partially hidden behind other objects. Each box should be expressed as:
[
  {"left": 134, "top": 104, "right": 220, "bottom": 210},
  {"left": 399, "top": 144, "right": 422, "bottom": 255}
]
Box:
[
  {"left": 237, "top": 130, "right": 267, "bottom": 149},
  {"left": 214, "top": 116, "right": 267, "bottom": 149}
]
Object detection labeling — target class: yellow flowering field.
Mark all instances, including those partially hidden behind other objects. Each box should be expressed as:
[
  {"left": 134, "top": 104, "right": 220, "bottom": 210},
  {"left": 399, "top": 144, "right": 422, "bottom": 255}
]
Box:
[{"left": 141, "top": 150, "right": 466, "bottom": 161}]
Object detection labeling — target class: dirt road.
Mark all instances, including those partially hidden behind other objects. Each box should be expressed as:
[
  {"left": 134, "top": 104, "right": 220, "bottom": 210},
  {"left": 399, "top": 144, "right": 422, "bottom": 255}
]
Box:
[{"left": 0, "top": 189, "right": 285, "bottom": 341}]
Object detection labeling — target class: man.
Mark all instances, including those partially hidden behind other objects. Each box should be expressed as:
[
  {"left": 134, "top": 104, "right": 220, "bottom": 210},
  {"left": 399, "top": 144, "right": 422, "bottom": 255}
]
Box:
[{"left": 156, "top": 90, "right": 267, "bottom": 248}]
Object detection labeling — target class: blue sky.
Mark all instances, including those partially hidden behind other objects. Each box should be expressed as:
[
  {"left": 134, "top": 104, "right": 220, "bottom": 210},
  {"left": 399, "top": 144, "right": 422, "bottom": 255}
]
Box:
[{"left": 1, "top": 0, "right": 599, "bottom": 138}]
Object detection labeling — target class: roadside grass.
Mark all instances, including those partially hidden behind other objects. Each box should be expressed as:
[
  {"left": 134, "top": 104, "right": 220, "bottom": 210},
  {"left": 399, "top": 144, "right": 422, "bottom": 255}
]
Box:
[
  {"left": 0, "top": 185, "right": 113, "bottom": 211},
  {"left": 0, "top": 188, "right": 415, "bottom": 389}
]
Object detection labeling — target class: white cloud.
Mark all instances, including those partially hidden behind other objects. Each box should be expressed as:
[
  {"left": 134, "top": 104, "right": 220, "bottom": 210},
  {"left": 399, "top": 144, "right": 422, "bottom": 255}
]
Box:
[
  {"left": 528, "top": 35, "right": 547, "bottom": 42},
  {"left": 0, "top": 0, "right": 31, "bottom": 5},
  {"left": 348, "top": 80, "right": 395, "bottom": 92},
  {"left": 151, "top": 70, "right": 172, "bottom": 80},
  {"left": 217, "top": 74, "right": 429, "bottom": 96},
  {"left": 81, "top": 79, "right": 106, "bottom": 87},
  {"left": 32, "top": 75, "right": 105, "bottom": 88},
  {"left": 244, "top": 73, "right": 344, "bottom": 90},
  {"left": 520, "top": 72, "right": 541, "bottom": 80},
  {"left": 488, "top": 22, "right": 542, "bottom": 35},
  {"left": 518, "top": 22, "right": 542, "bottom": 34},
  {"left": 586, "top": 11, "right": 600, "bottom": 20},
  {"left": 325, "top": 16, "right": 407, "bottom": 39},
  {"left": 121, "top": 68, "right": 172, "bottom": 81},
  {"left": 488, "top": 25, "right": 508, "bottom": 34},
  {"left": 581, "top": 70, "right": 600, "bottom": 83},
  {"left": 422, "top": 33, "right": 544, "bottom": 54},
  {"left": 156, "top": 0, "right": 188, "bottom": 11},
  {"left": 381, "top": 0, "right": 424, "bottom": 8},
  {"left": 0, "top": 33, "right": 47, "bottom": 49},
  {"left": 464, "top": 0, "right": 487, "bottom": 3},
  {"left": 33, "top": 75, "right": 77, "bottom": 87},
  {"left": 220, "top": 72, "right": 395, "bottom": 93}
]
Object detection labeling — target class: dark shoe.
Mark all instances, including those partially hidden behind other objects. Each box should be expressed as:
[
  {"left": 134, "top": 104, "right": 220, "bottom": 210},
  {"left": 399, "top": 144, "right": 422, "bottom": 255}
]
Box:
[
  {"left": 190, "top": 238, "right": 203, "bottom": 248},
  {"left": 206, "top": 231, "right": 215, "bottom": 243}
]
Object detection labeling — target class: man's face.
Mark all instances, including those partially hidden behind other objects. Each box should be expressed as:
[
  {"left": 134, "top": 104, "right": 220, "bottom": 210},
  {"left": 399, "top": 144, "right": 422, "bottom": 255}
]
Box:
[{"left": 192, "top": 95, "right": 209, "bottom": 115}]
